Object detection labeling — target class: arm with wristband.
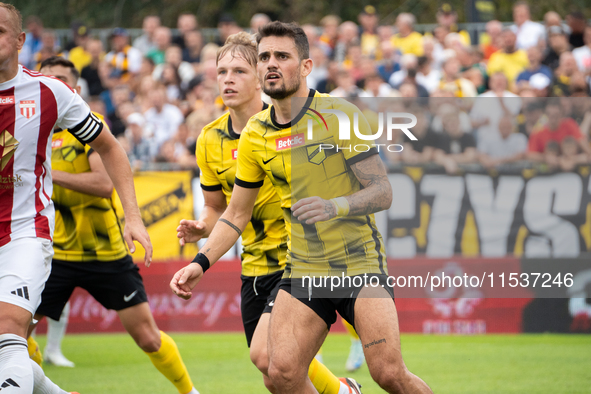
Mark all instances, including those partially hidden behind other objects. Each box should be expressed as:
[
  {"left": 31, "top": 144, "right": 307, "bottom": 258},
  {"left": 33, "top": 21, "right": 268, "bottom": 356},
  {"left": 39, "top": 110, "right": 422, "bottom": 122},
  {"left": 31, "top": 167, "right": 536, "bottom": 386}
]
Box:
[
  {"left": 291, "top": 153, "right": 392, "bottom": 224},
  {"left": 170, "top": 184, "right": 260, "bottom": 299}
]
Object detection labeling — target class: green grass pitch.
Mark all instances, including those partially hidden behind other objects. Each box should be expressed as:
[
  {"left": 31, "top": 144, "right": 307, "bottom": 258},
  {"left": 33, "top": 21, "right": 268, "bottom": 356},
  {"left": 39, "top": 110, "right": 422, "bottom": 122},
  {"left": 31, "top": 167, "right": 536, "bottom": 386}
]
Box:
[{"left": 36, "top": 333, "right": 591, "bottom": 393}]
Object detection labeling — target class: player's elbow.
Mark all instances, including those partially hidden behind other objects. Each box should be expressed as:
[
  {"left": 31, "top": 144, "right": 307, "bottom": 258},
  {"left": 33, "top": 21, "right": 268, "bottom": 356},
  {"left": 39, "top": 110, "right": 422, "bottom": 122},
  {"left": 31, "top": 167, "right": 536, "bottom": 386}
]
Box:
[
  {"left": 382, "top": 183, "right": 393, "bottom": 210},
  {"left": 98, "top": 180, "right": 114, "bottom": 199},
  {"left": 98, "top": 187, "right": 114, "bottom": 199}
]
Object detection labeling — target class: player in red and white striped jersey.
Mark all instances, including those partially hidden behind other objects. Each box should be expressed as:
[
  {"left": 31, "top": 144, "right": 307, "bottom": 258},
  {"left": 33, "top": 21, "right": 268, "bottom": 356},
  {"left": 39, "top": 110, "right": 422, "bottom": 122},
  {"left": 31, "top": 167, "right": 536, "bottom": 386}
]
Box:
[{"left": 0, "top": 4, "right": 152, "bottom": 393}]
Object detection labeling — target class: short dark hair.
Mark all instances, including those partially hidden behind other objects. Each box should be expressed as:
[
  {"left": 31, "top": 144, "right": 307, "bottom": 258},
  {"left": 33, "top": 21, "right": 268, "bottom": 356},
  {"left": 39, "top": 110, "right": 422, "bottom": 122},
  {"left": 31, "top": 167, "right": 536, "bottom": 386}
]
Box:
[
  {"left": 256, "top": 21, "right": 309, "bottom": 61},
  {"left": 39, "top": 56, "right": 79, "bottom": 84}
]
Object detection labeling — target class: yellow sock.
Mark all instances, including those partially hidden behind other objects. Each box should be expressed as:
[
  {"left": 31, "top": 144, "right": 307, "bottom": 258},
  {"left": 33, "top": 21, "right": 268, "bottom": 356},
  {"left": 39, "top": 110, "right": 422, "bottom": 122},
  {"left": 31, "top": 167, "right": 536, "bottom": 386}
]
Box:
[
  {"left": 308, "top": 357, "right": 341, "bottom": 394},
  {"left": 145, "top": 331, "right": 194, "bottom": 394},
  {"left": 27, "top": 336, "right": 43, "bottom": 367},
  {"left": 342, "top": 318, "right": 359, "bottom": 340}
]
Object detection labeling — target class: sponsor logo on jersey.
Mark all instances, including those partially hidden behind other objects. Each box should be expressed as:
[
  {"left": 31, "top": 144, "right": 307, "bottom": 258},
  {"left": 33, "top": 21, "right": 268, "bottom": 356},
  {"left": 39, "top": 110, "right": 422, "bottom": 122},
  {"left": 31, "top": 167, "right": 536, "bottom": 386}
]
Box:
[
  {"left": 19, "top": 100, "right": 36, "bottom": 119},
  {"left": 0, "top": 96, "right": 15, "bottom": 105},
  {"left": 232, "top": 148, "right": 238, "bottom": 160},
  {"left": 52, "top": 139, "right": 63, "bottom": 149},
  {"left": 276, "top": 133, "right": 305, "bottom": 151},
  {"left": 0, "top": 174, "right": 24, "bottom": 189},
  {"left": 0, "top": 130, "right": 19, "bottom": 171}
]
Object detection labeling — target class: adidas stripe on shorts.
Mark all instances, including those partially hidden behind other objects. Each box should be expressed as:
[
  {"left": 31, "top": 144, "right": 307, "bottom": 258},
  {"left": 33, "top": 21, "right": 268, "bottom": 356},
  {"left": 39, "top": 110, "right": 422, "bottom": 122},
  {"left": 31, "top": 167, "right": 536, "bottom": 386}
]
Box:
[{"left": 0, "top": 238, "right": 53, "bottom": 314}]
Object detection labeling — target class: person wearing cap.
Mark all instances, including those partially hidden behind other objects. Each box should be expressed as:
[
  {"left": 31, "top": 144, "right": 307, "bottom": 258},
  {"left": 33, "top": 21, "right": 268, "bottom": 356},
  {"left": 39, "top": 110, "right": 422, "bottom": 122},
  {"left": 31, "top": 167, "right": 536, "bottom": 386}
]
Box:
[
  {"left": 528, "top": 73, "right": 551, "bottom": 97},
  {"left": 487, "top": 29, "right": 529, "bottom": 90},
  {"left": 516, "top": 46, "right": 553, "bottom": 86},
  {"left": 392, "top": 13, "right": 424, "bottom": 56},
  {"left": 510, "top": 1, "right": 545, "bottom": 50},
  {"left": 105, "top": 27, "right": 143, "bottom": 82},
  {"left": 436, "top": 3, "right": 470, "bottom": 46},
  {"left": 67, "top": 22, "right": 92, "bottom": 71},
  {"left": 358, "top": 5, "right": 379, "bottom": 57},
  {"left": 542, "top": 25, "right": 573, "bottom": 71}
]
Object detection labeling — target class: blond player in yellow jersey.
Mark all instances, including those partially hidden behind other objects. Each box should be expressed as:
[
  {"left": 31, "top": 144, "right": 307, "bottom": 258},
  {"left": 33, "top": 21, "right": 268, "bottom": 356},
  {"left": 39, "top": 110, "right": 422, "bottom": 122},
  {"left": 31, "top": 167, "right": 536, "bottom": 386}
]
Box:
[
  {"left": 27, "top": 56, "right": 200, "bottom": 394},
  {"left": 176, "top": 32, "right": 361, "bottom": 394},
  {"left": 172, "top": 22, "right": 433, "bottom": 393}
]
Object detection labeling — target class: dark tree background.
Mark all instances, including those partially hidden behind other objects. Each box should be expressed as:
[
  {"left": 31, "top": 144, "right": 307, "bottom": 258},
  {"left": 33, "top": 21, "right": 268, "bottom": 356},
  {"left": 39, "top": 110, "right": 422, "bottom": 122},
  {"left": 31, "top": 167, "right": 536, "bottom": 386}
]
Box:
[{"left": 7, "top": 0, "right": 591, "bottom": 28}]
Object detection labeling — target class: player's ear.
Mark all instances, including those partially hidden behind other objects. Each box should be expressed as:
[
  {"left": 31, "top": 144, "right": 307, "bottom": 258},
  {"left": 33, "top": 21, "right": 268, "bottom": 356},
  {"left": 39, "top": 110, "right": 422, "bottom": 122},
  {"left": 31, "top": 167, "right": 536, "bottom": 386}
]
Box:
[
  {"left": 301, "top": 58, "right": 313, "bottom": 78},
  {"left": 76, "top": 85, "right": 82, "bottom": 94},
  {"left": 16, "top": 31, "right": 26, "bottom": 50}
]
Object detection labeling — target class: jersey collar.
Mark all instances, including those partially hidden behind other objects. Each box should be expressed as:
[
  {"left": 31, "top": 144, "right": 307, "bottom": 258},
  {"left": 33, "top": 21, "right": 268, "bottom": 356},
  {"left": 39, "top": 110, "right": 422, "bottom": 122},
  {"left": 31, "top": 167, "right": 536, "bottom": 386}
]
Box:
[
  {"left": 270, "top": 89, "right": 316, "bottom": 130},
  {"left": 227, "top": 102, "right": 269, "bottom": 140}
]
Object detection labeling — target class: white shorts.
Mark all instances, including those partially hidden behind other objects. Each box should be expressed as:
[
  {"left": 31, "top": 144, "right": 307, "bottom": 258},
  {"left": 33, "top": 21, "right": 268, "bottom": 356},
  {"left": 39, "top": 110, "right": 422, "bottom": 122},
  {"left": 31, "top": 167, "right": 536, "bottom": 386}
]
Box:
[{"left": 0, "top": 237, "right": 53, "bottom": 315}]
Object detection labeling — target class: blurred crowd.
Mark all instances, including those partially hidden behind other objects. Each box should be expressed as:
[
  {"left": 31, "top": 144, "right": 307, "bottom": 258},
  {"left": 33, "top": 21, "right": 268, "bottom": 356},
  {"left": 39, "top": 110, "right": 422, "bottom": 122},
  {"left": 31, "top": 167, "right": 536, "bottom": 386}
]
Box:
[{"left": 17, "top": 2, "right": 591, "bottom": 173}]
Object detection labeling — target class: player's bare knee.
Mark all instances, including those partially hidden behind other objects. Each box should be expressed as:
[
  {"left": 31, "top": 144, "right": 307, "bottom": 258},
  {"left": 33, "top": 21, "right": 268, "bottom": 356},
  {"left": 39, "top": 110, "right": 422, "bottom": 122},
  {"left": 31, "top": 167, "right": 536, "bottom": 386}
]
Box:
[
  {"left": 135, "top": 329, "right": 161, "bottom": 353},
  {"left": 267, "top": 358, "right": 303, "bottom": 388},
  {"left": 250, "top": 345, "right": 269, "bottom": 374},
  {"left": 0, "top": 310, "right": 30, "bottom": 337},
  {"left": 369, "top": 363, "right": 407, "bottom": 393}
]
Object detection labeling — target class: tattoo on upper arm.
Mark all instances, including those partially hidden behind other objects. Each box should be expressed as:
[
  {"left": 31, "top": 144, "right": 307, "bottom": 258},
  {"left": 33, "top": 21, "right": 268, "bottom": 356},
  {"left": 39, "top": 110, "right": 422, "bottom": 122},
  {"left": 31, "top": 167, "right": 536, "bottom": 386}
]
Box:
[{"left": 349, "top": 156, "right": 392, "bottom": 216}]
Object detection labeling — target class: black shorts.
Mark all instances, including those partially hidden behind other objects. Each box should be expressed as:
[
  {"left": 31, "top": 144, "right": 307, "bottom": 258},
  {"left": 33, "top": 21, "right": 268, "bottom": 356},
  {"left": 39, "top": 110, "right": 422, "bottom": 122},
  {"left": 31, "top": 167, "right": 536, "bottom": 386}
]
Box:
[
  {"left": 240, "top": 270, "right": 283, "bottom": 347},
  {"left": 279, "top": 274, "right": 395, "bottom": 330},
  {"left": 36, "top": 255, "right": 148, "bottom": 321}
]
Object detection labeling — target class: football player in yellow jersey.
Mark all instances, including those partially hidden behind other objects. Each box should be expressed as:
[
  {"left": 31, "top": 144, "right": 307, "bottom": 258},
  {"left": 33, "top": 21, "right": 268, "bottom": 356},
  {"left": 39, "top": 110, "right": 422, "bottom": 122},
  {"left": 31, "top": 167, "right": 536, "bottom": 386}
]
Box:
[
  {"left": 176, "top": 33, "right": 361, "bottom": 394},
  {"left": 172, "top": 22, "right": 433, "bottom": 394},
  {"left": 27, "top": 57, "right": 200, "bottom": 394}
]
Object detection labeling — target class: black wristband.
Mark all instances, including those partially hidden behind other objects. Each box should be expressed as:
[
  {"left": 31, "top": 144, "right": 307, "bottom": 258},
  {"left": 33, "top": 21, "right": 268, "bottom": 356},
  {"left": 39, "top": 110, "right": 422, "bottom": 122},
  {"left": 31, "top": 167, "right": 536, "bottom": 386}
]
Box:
[{"left": 191, "top": 253, "right": 210, "bottom": 272}]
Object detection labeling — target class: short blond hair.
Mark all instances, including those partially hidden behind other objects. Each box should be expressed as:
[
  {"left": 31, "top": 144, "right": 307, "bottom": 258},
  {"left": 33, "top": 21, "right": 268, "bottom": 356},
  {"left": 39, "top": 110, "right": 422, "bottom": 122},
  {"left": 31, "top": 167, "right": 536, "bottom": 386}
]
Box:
[
  {"left": 216, "top": 31, "right": 258, "bottom": 68},
  {"left": 0, "top": 2, "right": 22, "bottom": 34}
]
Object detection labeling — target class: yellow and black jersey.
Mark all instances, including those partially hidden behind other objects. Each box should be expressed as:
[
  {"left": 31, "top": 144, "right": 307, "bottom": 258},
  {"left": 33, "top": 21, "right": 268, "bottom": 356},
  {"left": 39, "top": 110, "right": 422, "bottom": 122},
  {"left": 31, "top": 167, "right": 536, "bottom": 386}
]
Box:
[
  {"left": 197, "top": 104, "right": 287, "bottom": 277},
  {"left": 51, "top": 113, "right": 128, "bottom": 262},
  {"left": 236, "top": 89, "right": 387, "bottom": 278}
]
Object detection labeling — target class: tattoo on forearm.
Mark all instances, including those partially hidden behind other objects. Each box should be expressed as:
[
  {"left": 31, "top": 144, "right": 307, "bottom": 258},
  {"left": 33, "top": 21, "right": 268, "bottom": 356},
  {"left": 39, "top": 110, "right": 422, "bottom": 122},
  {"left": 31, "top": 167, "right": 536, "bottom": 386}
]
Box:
[
  {"left": 219, "top": 218, "right": 242, "bottom": 236},
  {"left": 349, "top": 157, "right": 392, "bottom": 216},
  {"left": 364, "top": 338, "right": 386, "bottom": 349}
]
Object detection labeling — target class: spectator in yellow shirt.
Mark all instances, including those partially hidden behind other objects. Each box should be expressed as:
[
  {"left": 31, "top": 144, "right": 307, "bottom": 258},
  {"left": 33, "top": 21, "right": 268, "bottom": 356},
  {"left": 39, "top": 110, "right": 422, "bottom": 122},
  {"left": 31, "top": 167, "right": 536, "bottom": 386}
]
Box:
[
  {"left": 67, "top": 22, "right": 92, "bottom": 72},
  {"left": 358, "top": 5, "right": 379, "bottom": 58},
  {"left": 436, "top": 3, "right": 471, "bottom": 46},
  {"left": 392, "top": 13, "right": 424, "bottom": 56},
  {"left": 487, "top": 29, "right": 529, "bottom": 89}
]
